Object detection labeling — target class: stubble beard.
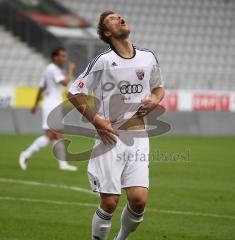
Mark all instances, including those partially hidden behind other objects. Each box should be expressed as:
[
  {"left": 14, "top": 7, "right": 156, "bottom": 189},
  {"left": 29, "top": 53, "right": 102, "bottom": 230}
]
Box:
[{"left": 115, "top": 28, "right": 131, "bottom": 41}]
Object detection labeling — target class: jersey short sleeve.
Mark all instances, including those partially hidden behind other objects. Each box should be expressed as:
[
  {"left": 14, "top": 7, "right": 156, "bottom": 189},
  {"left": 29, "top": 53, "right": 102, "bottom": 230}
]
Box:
[
  {"left": 149, "top": 54, "right": 164, "bottom": 90},
  {"left": 52, "top": 66, "right": 65, "bottom": 83},
  {"left": 69, "top": 56, "right": 103, "bottom": 96}
]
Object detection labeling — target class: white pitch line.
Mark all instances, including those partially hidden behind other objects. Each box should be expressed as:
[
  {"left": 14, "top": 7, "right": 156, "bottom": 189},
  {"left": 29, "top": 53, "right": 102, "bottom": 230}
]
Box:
[
  {"left": 0, "top": 195, "right": 235, "bottom": 220},
  {"left": 0, "top": 196, "right": 98, "bottom": 208},
  {"left": 147, "top": 208, "right": 235, "bottom": 220},
  {"left": 0, "top": 178, "right": 97, "bottom": 196}
]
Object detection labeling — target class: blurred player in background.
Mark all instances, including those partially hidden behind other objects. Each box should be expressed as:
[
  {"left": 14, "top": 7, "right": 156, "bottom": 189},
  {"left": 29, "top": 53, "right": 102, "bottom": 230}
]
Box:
[
  {"left": 69, "top": 11, "right": 164, "bottom": 240},
  {"left": 19, "top": 47, "right": 77, "bottom": 171}
]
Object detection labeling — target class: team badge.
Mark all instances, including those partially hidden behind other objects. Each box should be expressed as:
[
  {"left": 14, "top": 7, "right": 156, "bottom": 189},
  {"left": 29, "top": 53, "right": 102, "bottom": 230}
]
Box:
[
  {"left": 136, "top": 69, "right": 145, "bottom": 80},
  {"left": 78, "top": 81, "right": 84, "bottom": 88}
]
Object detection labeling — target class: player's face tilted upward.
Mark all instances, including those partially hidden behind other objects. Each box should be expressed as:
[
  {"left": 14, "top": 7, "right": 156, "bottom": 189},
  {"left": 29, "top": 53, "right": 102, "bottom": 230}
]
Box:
[{"left": 103, "top": 14, "right": 130, "bottom": 40}]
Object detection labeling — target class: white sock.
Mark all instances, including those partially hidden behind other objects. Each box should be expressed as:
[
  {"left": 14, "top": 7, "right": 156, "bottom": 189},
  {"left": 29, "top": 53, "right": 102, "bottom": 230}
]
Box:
[
  {"left": 53, "top": 140, "right": 68, "bottom": 167},
  {"left": 92, "top": 207, "right": 113, "bottom": 240},
  {"left": 116, "top": 203, "right": 144, "bottom": 240},
  {"left": 23, "top": 135, "right": 50, "bottom": 158}
]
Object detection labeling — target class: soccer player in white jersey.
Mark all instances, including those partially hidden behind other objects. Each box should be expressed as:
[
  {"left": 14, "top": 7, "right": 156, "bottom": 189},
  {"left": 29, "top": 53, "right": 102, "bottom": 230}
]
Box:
[
  {"left": 68, "top": 11, "right": 165, "bottom": 239},
  {"left": 19, "top": 47, "right": 77, "bottom": 171}
]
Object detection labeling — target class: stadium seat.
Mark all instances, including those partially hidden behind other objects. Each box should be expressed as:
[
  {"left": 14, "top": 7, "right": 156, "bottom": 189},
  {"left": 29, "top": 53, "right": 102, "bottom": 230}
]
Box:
[
  {"left": 58, "top": 0, "right": 235, "bottom": 90},
  {"left": 0, "top": 26, "right": 48, "bottom": 87}
]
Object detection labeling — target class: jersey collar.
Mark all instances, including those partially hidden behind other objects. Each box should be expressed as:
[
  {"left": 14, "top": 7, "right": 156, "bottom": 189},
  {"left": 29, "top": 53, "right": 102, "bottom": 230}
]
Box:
[{"left": 110, "top": 44, "right": 136, "bottom": 59}]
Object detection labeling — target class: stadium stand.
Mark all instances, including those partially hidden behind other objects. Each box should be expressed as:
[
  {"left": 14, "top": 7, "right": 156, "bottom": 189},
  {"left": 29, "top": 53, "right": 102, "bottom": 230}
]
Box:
[
  {"left": 0, "top": 26, "right": 48, "bottom": 87},
  {"left": 59, "top": 0, "right": 235, "bottom": 90}
]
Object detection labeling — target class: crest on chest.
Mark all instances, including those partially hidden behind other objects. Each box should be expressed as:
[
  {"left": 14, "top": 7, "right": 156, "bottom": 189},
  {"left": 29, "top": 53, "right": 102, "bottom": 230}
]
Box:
[{"left": 136, "top": 69, "right": 145, "bottom": 80}]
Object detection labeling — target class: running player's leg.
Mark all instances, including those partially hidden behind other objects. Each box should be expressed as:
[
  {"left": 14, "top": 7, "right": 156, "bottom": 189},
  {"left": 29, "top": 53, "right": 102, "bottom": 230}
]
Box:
[
  {"left": 52, "top": 130, "right": 77, "bottom": 171},
  {"left": 115, "top": 187, "right": 148, "bottom": 240},
  {"left": 19, "top": 102, "right": 53, "bottom": 169},
  {"left": 19, "top": 132, "right": 51, "bottom": 170},
  {"left": 92, "top": 194, "right": 119, "bottom": 240},
  {"left": 19, "top": 129, "right": 76, "bottom": 171},
  {"left": 23, "top": 133, "right": 51, "bottom": 159}
]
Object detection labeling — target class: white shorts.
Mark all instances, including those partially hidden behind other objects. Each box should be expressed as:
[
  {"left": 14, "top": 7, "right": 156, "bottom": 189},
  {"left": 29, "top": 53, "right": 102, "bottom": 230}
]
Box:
[
  {"left": 42, "top": 103, "right": 62, "bottom": 130},
  {"left": 88, "top": 130, "right": 149, "bottom": 195}
]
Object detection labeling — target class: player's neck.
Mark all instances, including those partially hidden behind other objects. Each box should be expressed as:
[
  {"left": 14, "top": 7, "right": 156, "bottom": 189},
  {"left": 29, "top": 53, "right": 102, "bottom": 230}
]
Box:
[
  {"left": 110, "top": 38, "right": 135, "bottom": 59},
  {"left": 52, "top": 61, "right": 62, "bottom": 68}
]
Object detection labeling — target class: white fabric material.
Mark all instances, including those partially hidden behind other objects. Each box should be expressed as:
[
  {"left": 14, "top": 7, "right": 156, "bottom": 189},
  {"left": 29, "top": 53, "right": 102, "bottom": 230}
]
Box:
[
  {"left": 39, "top": 62, "right": 65, "bottom": 103},
  {"left": 92, "top": 208, "right": 113, "bottom": 240},
  {"left": 53, "top": 140, "right": 67, "bottom": 167},
  {"left": 116, "top": 204, "right": 144, "bottom": 240},
  {"left": 69, "top": 46, "right": 163, "bottom": 130},
  {"left": 23, "top": 135, "right": 50, "bottom": 158},
  {"left": 40, "top": 63, "right": 65, "bottom": 129},
  {"left": 88, "top": 131, "right": 149, "bottom": 194},
  {"left": 41, "top": 103, "right": 62, "bottom": 130}
]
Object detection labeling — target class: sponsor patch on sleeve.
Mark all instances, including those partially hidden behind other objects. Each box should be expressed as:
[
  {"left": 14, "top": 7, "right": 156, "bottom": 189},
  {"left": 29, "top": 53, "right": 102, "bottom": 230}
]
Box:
[{"left": 78, "top": 81, "right": 84, "bottom": 88}]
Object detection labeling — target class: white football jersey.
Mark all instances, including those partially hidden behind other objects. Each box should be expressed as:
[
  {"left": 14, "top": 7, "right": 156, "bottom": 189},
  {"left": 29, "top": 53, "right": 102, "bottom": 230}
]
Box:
[
  {"left": 69, "top": 45, "right": 164, "bottom": 129},
  {"left": 39, "top": 63, "right": 65, "bottom": 108}
]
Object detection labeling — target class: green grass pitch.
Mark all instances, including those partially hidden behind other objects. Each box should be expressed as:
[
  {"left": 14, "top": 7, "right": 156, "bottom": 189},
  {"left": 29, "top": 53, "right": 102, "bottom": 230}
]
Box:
[{"left": 0, "top": 134, "right": 235, "bottom": 240}]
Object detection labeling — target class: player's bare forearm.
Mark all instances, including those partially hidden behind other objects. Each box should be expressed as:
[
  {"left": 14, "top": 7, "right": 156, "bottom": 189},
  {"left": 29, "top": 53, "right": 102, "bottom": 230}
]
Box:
[
  {"left": 136, "top": 87, "right": 165, "bottom": 117},
  {"left": 68, "top": 92, "right": 118, "bottom": 144},
  {"left": 31, "top": 87, "right": 44, "bottom": 113},
  {"left": 61, "top": 63, "right": 75, "bottom": 86},
  {"left": 34, "top": 88, "right": 44, "bottom": 106},
  {"left": 67, "top": 92, "right": 96, "bottom": 124},
  {"left": 150, "top": 86, "right": 165, "bottom": 105}
]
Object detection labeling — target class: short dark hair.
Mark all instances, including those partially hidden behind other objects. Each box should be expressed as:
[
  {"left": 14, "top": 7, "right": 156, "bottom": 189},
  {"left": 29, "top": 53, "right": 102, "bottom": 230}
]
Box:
[
  {"left": 97, "top": 10, "right": 114, "bottom": 44},
  {"left": 51, "top": 47, "right": 66, "bottom": 60}
]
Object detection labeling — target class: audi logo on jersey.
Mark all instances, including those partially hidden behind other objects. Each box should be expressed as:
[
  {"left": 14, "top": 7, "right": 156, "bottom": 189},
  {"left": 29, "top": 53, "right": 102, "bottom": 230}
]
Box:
[{"left": 120, "top": 84, "right": 143, "bottom": 94}]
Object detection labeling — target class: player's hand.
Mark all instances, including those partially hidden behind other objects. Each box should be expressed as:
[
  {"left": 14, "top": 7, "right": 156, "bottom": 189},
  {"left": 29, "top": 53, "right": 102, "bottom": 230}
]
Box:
[
  {"left": 68, "top": 62, "right": 76, "bottom": 72},
  {"left": 30, "top": 105, "right": 38, "bottom": 114},
  {"left": 136, "top": 95, "right": 158, "bottom": 117},
  {"left": 93, "top": 116, "right": 119, "bottom": 145}
]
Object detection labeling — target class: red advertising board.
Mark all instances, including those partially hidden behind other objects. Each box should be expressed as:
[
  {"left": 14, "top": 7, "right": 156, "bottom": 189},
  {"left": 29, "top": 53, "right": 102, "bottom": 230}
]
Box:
[
  {"left": 192, "top": 93, "right": 230, "bottom": 111},
  {"left": 161, "top": 92, "right": 178, "bottom": 111}
]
